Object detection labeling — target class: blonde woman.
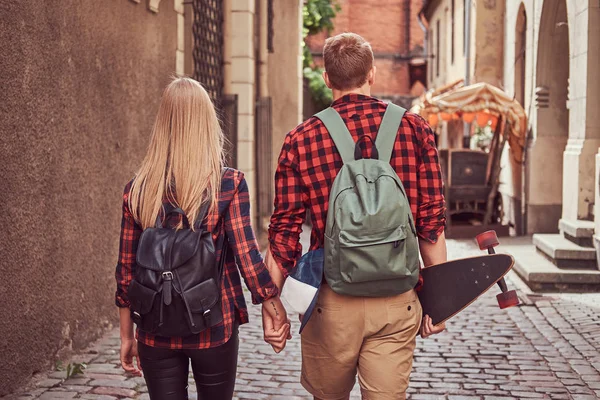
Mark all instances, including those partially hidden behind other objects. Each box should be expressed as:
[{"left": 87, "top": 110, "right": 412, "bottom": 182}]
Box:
[{"left": 115, "top": 77, "right": 290, "bottom": 399}]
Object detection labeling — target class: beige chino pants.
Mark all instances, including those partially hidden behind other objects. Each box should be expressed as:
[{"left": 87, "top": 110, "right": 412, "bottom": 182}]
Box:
[{"left": 301, "top": 283, "right": 422, "bottom": 400}]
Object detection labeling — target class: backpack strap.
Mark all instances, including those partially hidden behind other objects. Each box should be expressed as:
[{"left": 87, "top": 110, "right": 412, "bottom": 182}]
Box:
[
  {"left": 375, "top": 103, "right": 406, "bottom": 163},
  {"left": 315, "top": 107, "right": 355, "bottom": 164}
]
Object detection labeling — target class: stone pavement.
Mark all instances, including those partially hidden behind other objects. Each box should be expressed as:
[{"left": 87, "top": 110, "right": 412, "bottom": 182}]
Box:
[{"left": 5, "top": 239, "right": 600, "bottom": 400}]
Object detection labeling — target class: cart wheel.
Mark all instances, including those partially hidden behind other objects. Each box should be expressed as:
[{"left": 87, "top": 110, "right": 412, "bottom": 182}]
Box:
[
  {"left": 476, "top": 230, "right": 499, "bottom": 250},
  {"left": 497, "top": 290, "right": 520, "bottom": 309}
]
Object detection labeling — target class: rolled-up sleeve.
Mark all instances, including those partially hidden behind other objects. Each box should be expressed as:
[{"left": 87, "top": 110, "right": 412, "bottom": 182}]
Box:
[
  {"left": 268, "top": 131, "right": 307, "bottom": 277},
  {"left": 415, "top": 118, "right": 446, "bottom": 243},
  {"left": 115, "top": 183, "right": 142, "bottom": 308},
  {"left": 225, "top": 173, "right": 279, "bottom": 304}
]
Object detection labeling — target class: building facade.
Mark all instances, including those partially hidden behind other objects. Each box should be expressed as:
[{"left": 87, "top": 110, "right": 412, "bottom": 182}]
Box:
[
  {"left": 426, "top": 0, "right": 505, "bottom": 90},
  {"left": 216, "top": 0, "right": 304, "bottom": 234},
  {"left": 423, "top": 0, "right": 505, "bottom": 149},
  {"left": 305, "top": 0, "right": 428, "bottom": 109},
  {"left": 501, "top": 0, "right": 600, "bottom": 238},
  {"left": 0, "top": 0, "right": 302, "bottom": 393}
]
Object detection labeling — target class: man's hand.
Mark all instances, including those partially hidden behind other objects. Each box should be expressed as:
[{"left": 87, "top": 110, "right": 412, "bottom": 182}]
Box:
[
  {"left": 420, "top": 314, "right": 446, "bottom": 338},
  {"left": 262, "top": 297, "right": 292, "bottom": 353}
]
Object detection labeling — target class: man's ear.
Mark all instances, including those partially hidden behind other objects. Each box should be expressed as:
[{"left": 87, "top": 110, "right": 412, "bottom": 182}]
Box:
[
  {"left": 323, "top": 71, "right": 333, "bottom": 89},
  {"left": 368, "top": 66, "right": 377, "bottom": 86}
]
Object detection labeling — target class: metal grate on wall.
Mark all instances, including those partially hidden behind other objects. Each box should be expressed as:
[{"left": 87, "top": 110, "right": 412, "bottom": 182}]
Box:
[
  {"left": 191, "top": 0, "right": 224, "bottom": 102},
  {"left": 190, "top": 0, "right": 238, "bottom": 168}
]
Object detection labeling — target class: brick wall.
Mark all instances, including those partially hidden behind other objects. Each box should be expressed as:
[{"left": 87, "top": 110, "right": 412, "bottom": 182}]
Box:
[{"left": 305, "top": 0, "right": 426, "bottom": 98}]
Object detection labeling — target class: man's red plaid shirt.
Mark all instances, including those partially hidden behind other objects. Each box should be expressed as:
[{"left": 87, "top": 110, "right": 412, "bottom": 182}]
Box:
[
  {"left": 115, "top": 168, "right": 278, "bottom": 349},
  {"left": 269, "top": 94, "right": 446, "bottom": 285}
]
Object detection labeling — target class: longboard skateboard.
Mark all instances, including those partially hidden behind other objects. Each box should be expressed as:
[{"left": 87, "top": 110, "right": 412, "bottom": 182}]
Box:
[{"left": 417, "top": 231, "right": 520, "bottom": 326}]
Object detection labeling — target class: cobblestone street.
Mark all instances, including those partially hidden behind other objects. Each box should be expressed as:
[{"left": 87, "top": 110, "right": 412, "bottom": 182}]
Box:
[{"left": 6, "top": 239, "right": 600, "bottom": 400}]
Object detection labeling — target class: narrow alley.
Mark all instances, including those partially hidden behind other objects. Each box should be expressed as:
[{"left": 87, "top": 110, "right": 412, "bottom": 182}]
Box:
[{"left": 7, "top": 239, "right": 600, "bottom": 400}]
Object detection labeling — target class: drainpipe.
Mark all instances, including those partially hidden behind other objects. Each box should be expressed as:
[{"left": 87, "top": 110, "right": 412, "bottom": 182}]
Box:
[
  {"left": 463, "top": 0, "right": 472, "bottom": 145},
  {"left": 405, "top": 0, "right": 411, "bottom": 55},
  {"left": 417, "top": 3, "right": 428, "bottom": 89},
  {"left": 464, "top": 0, "right": 471, "bottom": 85},
  {"left": 223, "top": 0, "right": 232, "bottom": 94},
  {"left": 257, "top": 0, "right": 269, "bottom": 98},
  {"left": 521, "top": 127, "right": 532, "bottom": 235},
  {"left": 521, "top": 0, "right": 536, "bottom": 235}
]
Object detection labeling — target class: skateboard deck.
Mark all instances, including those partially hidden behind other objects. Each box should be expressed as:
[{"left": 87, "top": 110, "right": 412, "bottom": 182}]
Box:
[{"left": 417, "top": 254, "right": 514, "bottom": 326}]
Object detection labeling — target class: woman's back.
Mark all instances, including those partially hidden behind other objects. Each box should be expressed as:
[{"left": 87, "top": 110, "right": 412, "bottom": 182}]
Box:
[{"left": 114, "top": 77, "right": 287, "bottom": 400}]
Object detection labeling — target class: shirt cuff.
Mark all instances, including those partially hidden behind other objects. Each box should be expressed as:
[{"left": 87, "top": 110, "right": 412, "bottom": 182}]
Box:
[
  {"left": 269, "top": 251, "right": 294, "bottom": 278},
  {"left": 417, "top": 224, "right": 446, "bottom": 244},
  {"left": 115, "top": 293, "right": 130, "bottom": 308},
  {"left": 251, "top": 285, "right": 280, "bottom": 305}
]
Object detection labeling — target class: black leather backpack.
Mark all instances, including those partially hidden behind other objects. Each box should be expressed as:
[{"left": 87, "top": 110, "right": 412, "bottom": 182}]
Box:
[{"left": 128, "top": 202, "right": 227, "bottom": 337}]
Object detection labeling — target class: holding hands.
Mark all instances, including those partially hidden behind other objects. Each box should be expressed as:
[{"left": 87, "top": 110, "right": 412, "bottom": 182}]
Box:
[
  {"left": 262, "top": 249, "right": 292, "bottom": 353},
  {"left": 262, "top": 297, "right": 292, "bottom": 353}
]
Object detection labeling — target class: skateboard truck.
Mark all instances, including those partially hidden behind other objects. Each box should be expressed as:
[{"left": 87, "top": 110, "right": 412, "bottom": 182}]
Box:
[{"left": 476, "top": 230, "right": 520, "bottom": 309}]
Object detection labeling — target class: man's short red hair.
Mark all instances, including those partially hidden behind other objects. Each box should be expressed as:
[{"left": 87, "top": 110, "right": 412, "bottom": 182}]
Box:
[{"left": 323, "top": 33, "right": 374, "bottom": 91}]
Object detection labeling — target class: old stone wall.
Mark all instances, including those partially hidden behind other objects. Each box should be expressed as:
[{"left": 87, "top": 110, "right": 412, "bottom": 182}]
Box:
[
  {"left": 473, "top": 0, "right": 505, "bottom": 87},
  {"left": 500, "top": 0, "right": 600, "bottom": 233},
  {"left": 0, "top": 0, "right": 177, "bottom": 393},
  {"left": 269, "top": 1, "right": 303, "bottom": 169}
]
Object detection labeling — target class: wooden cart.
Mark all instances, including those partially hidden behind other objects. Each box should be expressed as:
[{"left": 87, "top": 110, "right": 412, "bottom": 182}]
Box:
[{"left": 412, "top": 83, "right": 527, "bottom": 238}]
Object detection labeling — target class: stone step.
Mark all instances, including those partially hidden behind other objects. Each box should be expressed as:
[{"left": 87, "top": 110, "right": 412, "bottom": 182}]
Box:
[
  {"left": 497, "top": 236, "right": 600, "bottom": 292},
  {"left": 559, "top": 218, "right": 595, "bottom": 247},
  {"left": 532, "top": 233, "right": 597, "bottom": 270}
]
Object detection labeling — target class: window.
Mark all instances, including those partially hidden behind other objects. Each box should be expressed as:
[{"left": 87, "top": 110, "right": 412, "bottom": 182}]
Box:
[
  {"left": 451, "top": 0, "right": 455, "bottom": 64},
  {"left": 436, "top": 19, "right": 440, "bottom": 77}
]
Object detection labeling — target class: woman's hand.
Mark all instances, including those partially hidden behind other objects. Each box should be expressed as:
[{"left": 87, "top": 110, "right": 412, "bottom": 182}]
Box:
[
  {"left": 262, "top": 297, "right": 292, "bottom": 353},
  {"left": 120, "top": 338, "right": 142, "bottom": 376},
  {"left": 118, "top": 308, "right": 142, "bottom": 376},
  {"left": 420, "top": 314, "right": 446, "bottom": 338}
]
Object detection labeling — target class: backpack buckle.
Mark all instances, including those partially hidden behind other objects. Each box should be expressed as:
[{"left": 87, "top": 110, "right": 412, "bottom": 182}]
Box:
[{"left": 162, "top": 271, "right": 174, "bottom": 281}]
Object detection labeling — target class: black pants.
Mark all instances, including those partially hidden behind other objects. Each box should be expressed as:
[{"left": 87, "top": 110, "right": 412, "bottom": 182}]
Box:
[{"left": 138, "top": 326, "right": 239, "bottom": 400}]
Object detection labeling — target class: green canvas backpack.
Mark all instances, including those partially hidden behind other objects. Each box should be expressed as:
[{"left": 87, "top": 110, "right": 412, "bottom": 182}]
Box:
[{"left": 316, "top": 103, "right": 420, "bottom": 297}]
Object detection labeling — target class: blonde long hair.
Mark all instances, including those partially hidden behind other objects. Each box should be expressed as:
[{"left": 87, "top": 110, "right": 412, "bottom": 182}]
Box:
[{"left": 129, "top": 77, "right": 224, "bottom": 230}]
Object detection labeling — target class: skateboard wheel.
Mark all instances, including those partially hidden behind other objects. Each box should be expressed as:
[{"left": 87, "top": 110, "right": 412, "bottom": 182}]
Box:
[
  {"left": 497, "top": 290, "right": 520, "bottom": 309},
  {"left": 476, "top": 230, "right": 499, "bottom": 250}
]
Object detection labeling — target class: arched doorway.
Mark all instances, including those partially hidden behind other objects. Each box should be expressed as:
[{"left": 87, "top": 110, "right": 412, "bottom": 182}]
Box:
[
  {"left": 510, "top": 3, "right": 527, "bottom": 234},
  {"left": 527, "top": 0, "right": 569, "bottom": 233}
]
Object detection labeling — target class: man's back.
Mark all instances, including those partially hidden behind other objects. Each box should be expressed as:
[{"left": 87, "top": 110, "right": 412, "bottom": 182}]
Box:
[
  {"left": 269, "top": 93, "right": 446, "bottom": 274},
  {"left": 266, "top": 32, "right": 447, "bottom": 400}
]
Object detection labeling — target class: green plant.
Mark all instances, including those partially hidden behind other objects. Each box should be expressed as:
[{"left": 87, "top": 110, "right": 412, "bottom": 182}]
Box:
[
  {"left": 302, "top": 0, "right": 340, "bottom": 109},
  {"left": 65, "top": 362, "right": 87, "bottom": 379},
  {"left": 304, "top": 67, "right": 332, "bottom": 109},
  {"left": 303, "top": 0, "right": 339, "bottom": 37}
]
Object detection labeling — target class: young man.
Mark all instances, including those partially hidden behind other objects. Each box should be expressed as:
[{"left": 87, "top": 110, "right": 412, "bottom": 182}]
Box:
[{"left": 265, "top": 32, "right": 447, "bottom": 400}]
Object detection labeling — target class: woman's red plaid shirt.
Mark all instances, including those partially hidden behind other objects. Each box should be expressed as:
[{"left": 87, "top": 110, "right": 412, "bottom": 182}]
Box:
[{"left": 115, "top": 168, "right": 278, "bottom": 349}]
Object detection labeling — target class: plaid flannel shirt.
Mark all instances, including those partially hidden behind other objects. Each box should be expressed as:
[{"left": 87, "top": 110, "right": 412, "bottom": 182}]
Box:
[
  {"left": 115, "top": 168, "right": 278, "bottom": 349},
  {"left": 268, "top": 94, "right": 446, "bottom": 286}
]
